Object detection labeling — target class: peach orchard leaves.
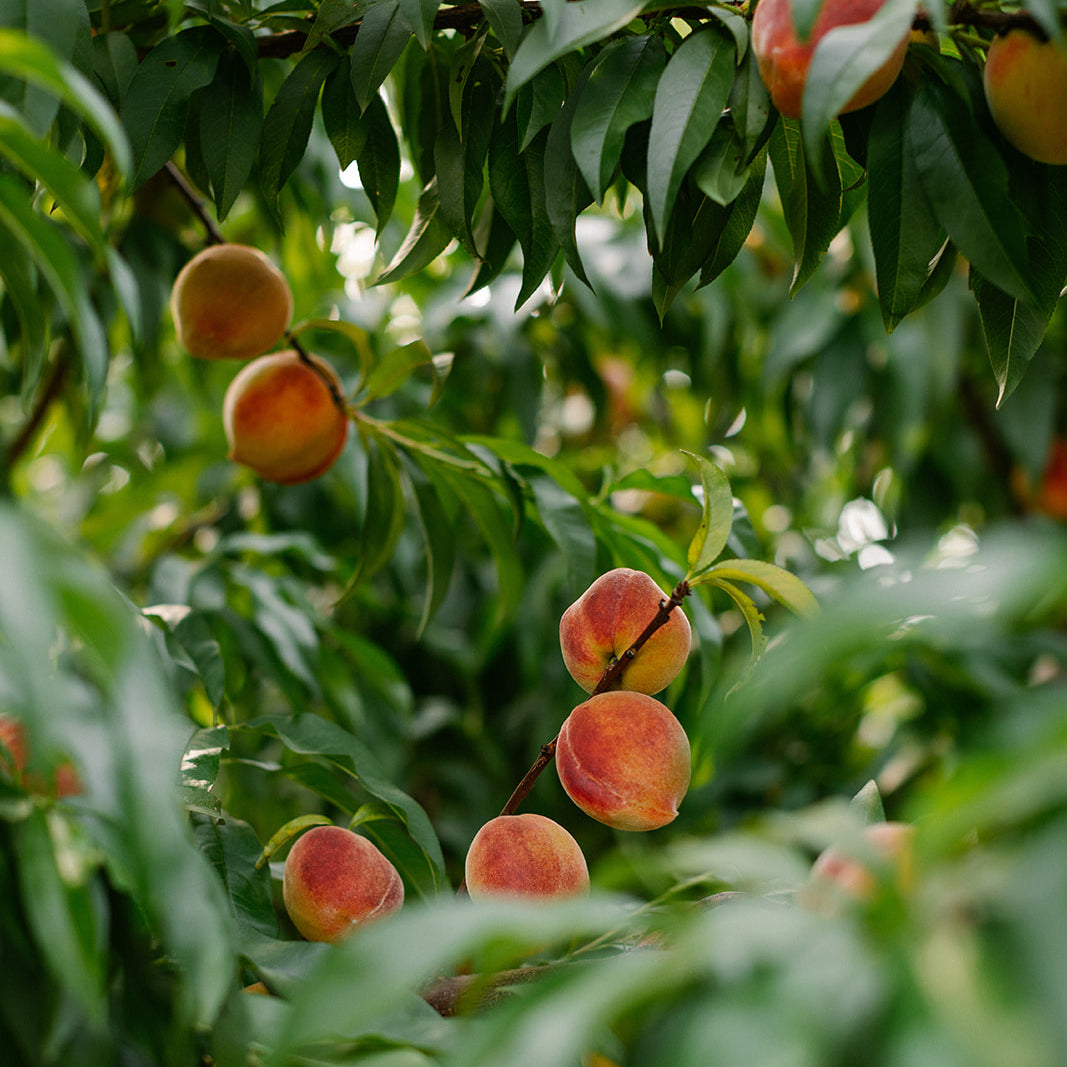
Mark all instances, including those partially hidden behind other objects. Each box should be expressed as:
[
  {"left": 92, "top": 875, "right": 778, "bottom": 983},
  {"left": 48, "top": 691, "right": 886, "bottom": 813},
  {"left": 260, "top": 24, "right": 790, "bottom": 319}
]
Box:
[{"left": 685, "top": 453, "right": 819, "bottom": 675}]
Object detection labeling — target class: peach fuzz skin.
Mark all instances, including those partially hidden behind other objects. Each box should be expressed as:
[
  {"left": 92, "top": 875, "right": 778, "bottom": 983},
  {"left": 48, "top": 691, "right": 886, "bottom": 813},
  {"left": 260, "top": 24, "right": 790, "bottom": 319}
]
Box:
[
  {"left": 556, "top": 691, "right": 691, "bottom": 831},
  {"left": 224, "top": 350, "right": 349, "bottom": 485},
  {"left": 751, "top": 0, "right": 910, "bottom": 120},
  {"left": 983, "top": 30, "right": 1067, "bottom": 165},
  {"left": 282, "top": 825, "right": 404, "bottom": 944},
  {"left": 464, "top": 813, "right": 590, "bottom": 901},
  {"left": 171, "top": 243, "right": 293, "bottom": 361},
  {"left": 559, "top": 568, "right": 691, "bottom": 695}
]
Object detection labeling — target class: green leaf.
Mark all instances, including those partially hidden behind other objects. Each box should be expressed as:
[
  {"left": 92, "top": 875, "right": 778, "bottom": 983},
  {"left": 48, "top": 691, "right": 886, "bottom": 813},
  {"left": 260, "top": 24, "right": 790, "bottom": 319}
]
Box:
[
  {"left": 355, "top": 93, "right": 401, "bottom": 233},
  {"left": 479, "top": 0, "right": 524, "bottom": 59},
  {"left": 0, "top": 28, "right": 131, "bottom": 178},
  {"left": 350, "top": 0, "right": 414, "bottom": 111},
  {"left": 194, "top": 814, "right": 279, "bottom": 937},
  {"left": 374, "top": 177, "right": 454, "bottom": 285},
  {"left": 322, "top": 53, "right": 369, "bottom": 170},
  {"left": 199, "top": 52, "right": 262, "bottom": 222},
  {"left": 907, "top": 73, "right": 1036, "bottom": 307},
  {"left": 303, "top": 0, "right": 362, "bottom": 52},
  {"left": 345, "top": 432, "right": 407, "bottom": 590},
  {"left": 257, "top": 813, "right": 334, "bottom": 869},
  {"left": 703, "top": 575, "right": 768, "bottom": 683},
  {"left": 698, "top": 145, "right": 768, "bottom": 287},
  {"left": 488, "top": 115, "right": 559, "bottom": 308},
  {"left": 0, "top": 173, "right": 108, "bottom": 407},
  {"left": 726, "top": 46, "right": 775, "bottom": 166},
  {"left": 544, "top": 79, "right": 594, "bottom": 288},
  {"left": 0, "top": 100, "right": 105, "bottom": 256},
  {"left": 867, "top": 80, "right": 950, "bottom": 331},
  {"left": 434, "top": 55, "right": 494, "bottom": 253},
  {"left": 121, "top": 26, "right": 221, "bottom": 190},
  {"left": 0, "top": 221, "right": 46, "bottom": 384},
  {"left": 90, "top": 31, "right": 138, "bottom": 111},
  {"left": 698, "top": 558, "right": 819, "bottom": 617},
  {"left": 398, "top": 0, "right": 439, "bottom": 49},
  {"left": 406, "top": 460, "right": 457, "bottom": 635},
  {"left": 683, "top": 452, "right": 733, "bottom": 577},
  {"left": 516, "top": 63, "right": 566, "bottom": 152},
  {"left": 359, "top": 338, "right": 436, "bottom": 402},
  {"left": 528, "top": 471, "right": 597, "bottom": 593},
  {"left": 850, "top": 780, "right": 886, "bottom": 825},
  {"left": 646, "top": 25, "right": 737, "bottom": 243},
  {"left": 505, "top": 0, "right": 647, "bottom": 105},
  {"left": 570, "top": 34, "right": 667, "bottom": 204},
  {"left": 259, "top": 46, "right": 339, "bottom": 221},
  {"left": 768, "top": 116, "right": 843, "bottom": 293},
  {"left": 465, "top": 198, "right": 517, "bottom": 295},
  {"left": 800, "top": 0, "right": 917, "bottom": 176}
]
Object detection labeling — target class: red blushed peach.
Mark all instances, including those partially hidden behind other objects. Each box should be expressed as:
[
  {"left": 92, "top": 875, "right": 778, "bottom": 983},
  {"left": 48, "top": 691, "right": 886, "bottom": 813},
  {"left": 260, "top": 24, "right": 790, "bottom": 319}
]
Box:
[
  {"left": 559, "top": 568, "right": 691, "bottom": 695},
  {"left": 464, "top": 813, "right": 590, "bottom": 901},
  {"left": 751, "top": 0, "right": 910, "bottom": 120},
  {"left": 983, "top": 29, "right": 1067, "bottom": 166},
  {"left": 804, "top": 820, "right": 915, "bottom": 908},
  {"left": 171, "top": 243, "right": 293, "bottom": 361},
  {"left": 223, "top": 349, "right": 349, "bottom": 485},
  {"left": 0, "top": 713, "right": 81, "bottom": 797},
  {"left": 282, "top": 825, "right": 404, "bottom": 943},
  {"left": 555, "top": 691, "right": 691, "bottom": 831}
]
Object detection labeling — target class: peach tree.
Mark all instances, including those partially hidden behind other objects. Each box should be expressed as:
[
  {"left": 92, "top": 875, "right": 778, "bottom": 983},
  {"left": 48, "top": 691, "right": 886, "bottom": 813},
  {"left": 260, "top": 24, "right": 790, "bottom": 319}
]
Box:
[{"left": 1, "top": 2, "right": 1067, "bottom": 1066}]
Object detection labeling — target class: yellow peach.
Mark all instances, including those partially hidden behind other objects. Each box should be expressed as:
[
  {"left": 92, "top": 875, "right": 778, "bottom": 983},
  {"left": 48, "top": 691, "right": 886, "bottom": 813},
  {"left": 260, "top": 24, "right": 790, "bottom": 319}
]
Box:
[
  {"left": 464, "top": 813, "right": 590, "bottom": 900},
  {"left": 171, "top": 243, "right": 293, "bottom": 361},
  {"left": 282, "top": 825, "right": 404, "bottom": 943},
  {"left": 223, "top": 349, "right": 349, "bottom": 484},
  {"left": 559, "top": 568, "right": 690, "bottom": 695},
  {"left": 555, "top": 691, "right": 691, "bottom": 831},
  {"left": 983, "top": 29, "right": 1067, "bottom": 165}
]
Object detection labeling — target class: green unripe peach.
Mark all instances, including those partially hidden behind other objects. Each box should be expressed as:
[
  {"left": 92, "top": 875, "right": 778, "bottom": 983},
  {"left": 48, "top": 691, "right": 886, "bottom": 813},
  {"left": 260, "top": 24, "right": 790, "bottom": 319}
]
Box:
[
  {"left": 282, "top": 825, "right": 404, "bottom": 943},
  {"left": 555, "top": 691, "right": 691, "bottom": 831},
  {"left": 559, "top": 568, "right": 691, "bottom": 695},
  {"left": 983, "top": 29, "right": 1067, "bottom": 165},
  {"left": 464, "top": 813, "right": 590, "bottom": 901},
  {"left": 171, "top": 243, "right": 293, "bottom": 361}
]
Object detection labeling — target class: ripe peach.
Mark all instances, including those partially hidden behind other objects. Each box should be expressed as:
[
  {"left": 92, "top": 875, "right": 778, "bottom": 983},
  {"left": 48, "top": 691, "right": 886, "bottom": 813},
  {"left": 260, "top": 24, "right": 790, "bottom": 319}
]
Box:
[
  {"left": 282, "top": 825, "right": 404, "bottom": 943},
  {"left": 0, "top": 713, "right": 81, "bottom": 797},
  {"left": 805, "top": 820, "right": 914, "bottom": 906},
  {"left": 171, "top": 243, "right": 293, "bottom": 361},
  {"left": 464, "top": 813, "right": 590, "bottom": 901},
  {"left": 555, "top": 691, "right": 691, "bottom": 831},
  {"left": 223, "top": 349, "right": 349, "bottom": 484},
  {"left": 983, "top": 29, "right": 1067, "bottom": 165},
  {"left": 751, "top": 0, "right": 910, "bottom": 120},
  {"left": 559, "top": 568, "right": 691, "bottom": 695}
]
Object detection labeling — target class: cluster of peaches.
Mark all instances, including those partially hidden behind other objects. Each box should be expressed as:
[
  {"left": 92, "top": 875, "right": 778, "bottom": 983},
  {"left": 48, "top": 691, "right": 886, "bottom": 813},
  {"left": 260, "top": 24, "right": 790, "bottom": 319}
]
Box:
[
  {"left": 752, "top": 0, "right": 1067, "bottom": 165},
  {"left": 170, "top": 243, "right": 350, "bottom": 484},
  {"left": 281, "top": 567, "right": 694, "bottom": 942}
]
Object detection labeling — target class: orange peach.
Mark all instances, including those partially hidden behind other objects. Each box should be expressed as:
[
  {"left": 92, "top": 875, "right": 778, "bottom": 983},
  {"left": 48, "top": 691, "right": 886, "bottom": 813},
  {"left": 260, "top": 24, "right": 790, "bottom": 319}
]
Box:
[
  {"left": 223, "top": 349, "right": 349, "bottom": 484},
  {"left": 282, "top": 825, "right": 404, "bottom": 943},
  {"left": 555, "top": 691, "right": 691, "bottom": 831},
  {"left": 559, "top": 568, "right": 690, "bottom": 695},
  {"left": 983, "top": 29, "right": 1067, "bottom": 165},
  {"left": 171, "top": 243, "right": 293, "bottom": 360},
  {"left": 805, "top": 820, "right": 915, "bottom": 906},
  {"left": 751, "top": 0, "right": 910, "bottom": 120},
  {"left": 464, "top": 813, "right": 590, "bottom": 901}
]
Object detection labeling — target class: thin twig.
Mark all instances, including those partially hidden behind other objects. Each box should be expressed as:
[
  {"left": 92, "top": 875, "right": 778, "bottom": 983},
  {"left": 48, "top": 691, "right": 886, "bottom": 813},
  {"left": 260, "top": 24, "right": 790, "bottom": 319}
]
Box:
[
  {"left": 3, "top": 344, "right": 71, "bottom": 472},
  {"left": 164, "top": 162, "right": 225, "bottom": 245}
]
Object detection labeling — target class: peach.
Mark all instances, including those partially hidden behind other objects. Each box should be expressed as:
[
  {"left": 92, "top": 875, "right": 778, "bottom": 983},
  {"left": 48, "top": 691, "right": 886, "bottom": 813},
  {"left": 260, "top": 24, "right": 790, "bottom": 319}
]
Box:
[
  {"left": 555, "top": 691, "right": 691, "bottom": 831},
  {"left": 171, "top": 243, "right": 293, "bottom": 360},
  {"left": 805, "top": 820, "right": 915, "bottom": 906},
  {"left": 282, "top": 825, "right": 404, "bottom": 943},
  {"left": 983, "top": 29, "right": 1067, "bottom": 165},
  {"left": 464, "top": 813, "right": 590, "bottom": 900},
  {"left": 0, "top": 713, "right": 81, "bottom": 797},
  {"left": 559, "top": 568, "right": 690, "bottom": 695},
  {"left": 751, "top": 0, "right": 910, "bottom": 120},
  {"left": 223, "top": 349, "right": 349, "bottom": 484}
]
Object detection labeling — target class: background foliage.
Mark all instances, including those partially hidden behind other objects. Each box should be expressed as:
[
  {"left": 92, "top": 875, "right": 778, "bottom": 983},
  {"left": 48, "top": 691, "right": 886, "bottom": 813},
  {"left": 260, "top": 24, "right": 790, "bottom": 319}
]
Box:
[{"left": 1, "top": 0, "right": 1067, "bottom": 1065}]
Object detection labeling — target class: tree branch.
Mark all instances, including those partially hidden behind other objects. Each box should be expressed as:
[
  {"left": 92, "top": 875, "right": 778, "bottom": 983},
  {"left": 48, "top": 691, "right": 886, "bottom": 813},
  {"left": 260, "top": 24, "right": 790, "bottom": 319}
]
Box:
[{"left": 3, "top": 344, "right": 71, "bottom": 474}]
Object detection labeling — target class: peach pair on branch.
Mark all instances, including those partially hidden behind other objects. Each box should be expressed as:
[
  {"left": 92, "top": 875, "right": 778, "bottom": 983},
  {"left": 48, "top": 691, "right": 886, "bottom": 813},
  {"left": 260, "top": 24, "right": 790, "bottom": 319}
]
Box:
[{"left": 170, "top": 243, "right": 350, "bottom": 484}]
